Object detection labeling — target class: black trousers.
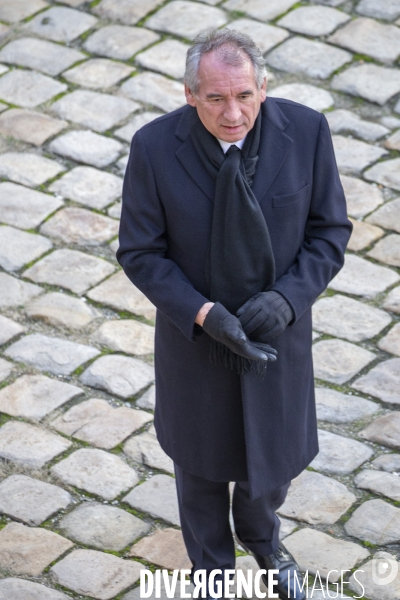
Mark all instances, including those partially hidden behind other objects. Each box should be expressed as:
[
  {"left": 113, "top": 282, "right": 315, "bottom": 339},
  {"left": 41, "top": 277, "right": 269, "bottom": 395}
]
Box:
[{"left": 174, "top": 463, "right": 290, "bottom": 578}]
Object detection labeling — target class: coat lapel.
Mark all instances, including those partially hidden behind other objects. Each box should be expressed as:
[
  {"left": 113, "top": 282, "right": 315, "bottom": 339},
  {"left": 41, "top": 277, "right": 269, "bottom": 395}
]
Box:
[
  {"left": 252, "top": 98, "right": 293, "bottom": 204},
  {"left": 175, "top": 106, "right": 215, "bottom": 202}
]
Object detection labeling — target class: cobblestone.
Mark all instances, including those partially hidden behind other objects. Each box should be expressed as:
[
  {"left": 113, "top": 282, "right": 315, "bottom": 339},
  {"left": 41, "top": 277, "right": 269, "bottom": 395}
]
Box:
[
  {"left": 354, "top": 469, "right": 400, "bottom": 501},
  {"left": 86, "top": 270, "right": 156, "bottom": 320},
  {"left": 63, "top": 58, "right": 134, "bottom": 90},
  {"left": 269, "top": 83, "right": 334, "bottom": 112},
  {"left": 366, "top": 197, "right": 400, "bottom": 233},
  {"left": 0, "top": 70, "right": 67, "bottom": 108},
  {"left": 312, "top": 338, "right": 376, "bottom": 384},
  {"left": 283, "top": 529, "right": 369, "bottom": 582},
  {"left": 123, "top": 474, "right": 180, "bottom": 526},
  {"left": 368, "top": 233, "right": 400, "bottom": 267},
  {"left": 349, "top": 552, "right": 400, "bottom": 600},
  {"left": 93, "top": 0, "right": 164, "bottom": 25},
  {"left": 51, "top": 90, "right": 139, "bottom": 133},
  {"left": 0, "top": 522, "right": 73, "bottom": 576},
  {"left": 0, "top": 374, "right": 82, "bottom": 420},
  {"left": 227, "top": 19, "right": 289, "bottom": 55},
  {"left": 347, "top": 218, "right": 384, "bottom": 251},
  {"left": 80, "top": 354, "right": 154, "bottom": 398},
  {"left": 385, "top": 128, "right": 400, "bottom": 150},
  {"left": 0, "top": 38, "right": 85, "bottom": 77},
  {"left": 356, "top": 0, "right": 400, "bottom": 20},
  {"left": 4, "top": 333, "right": 100, "bottom": 375},
  {"left": 315, "top": 387, "right": 379, "bottom": 423},
  {"left": 49, "top": 130, "right": 123, "bottom": 168},
  {"left": 0, "top": 0, "right": 49, "bottom": 23},
  {"left": 277, "top": 470, "right": 356, "bottom": 525},
  {"left": 373, "top": 453, "right": 400, "bottom": 472},
  {"left": 0, "top": 109, "right": 67, "bottom": 146},
  {"left": 0, "top": 421, "right": 71, "bottom": 469},
  {"left": 328, "top": 254, "right": 400, "bottom": 296},
  {"left": 267, "top": 37, "right": 352, "bottom": 80},
  {"left": 136, "top": 40, "right": 189, "bottom": 80},
  {"left": 58, "top": 502, "right": 149, "bottom": 551},
  {"left": 0, "top": 474, "right": 71, "bottom": 526},
  {"left": 340, "top": 175, "right": 383, "bottom": 218},
  {"left": 0, "top": 226, "right": 52, "bottom": 272},
  {"left": 360, "top": 411, "right": 400, "bottom": 447},
  {"left": 25, "top": 6, "right": 97, "bottom": 43},
  {"left": 124, "top": 424, "right": 174, "bottom": 473},
  {"left": 326, "top": 109, "right": 389, "bottom": 142},
  {"left": 84, "top": 26, "right": 159, "bottom": 61},
  {"left": 332, "top": 135, "right": 387, "bottom": 174},
  {"left": 0, "top": 273, "right": 42, "bottom": 307},
  {"left": 49, "top": 166, "right": 123, "bottom": 210},
  {"left": 0, "top": 182, "right": 63, "bottom": 229},
  {"left": 383, "top": 286, "right": 400, "bottom": 314},
  {"left": 0, "top": 1, "right": 399, "bottom": 593},
  {"left": 378, "top": 323, "right": 400, "bottom": 356},
  {"left": 329, "top": 17, "right": 400, "bottom": 64},
  {"left": 51, "top": 549, "right": 142, "bottom": 600},
  {"left": 0, "top": 358, "right": 13, "bottom": 383},
  {"left": 223, "top": 0, "right": 298, "bottom": 21},
  {"left": 277, "top": 5, "right": 350, "bottom": 36},
  {"left": 114, "top": 111, "right": 160, "bottom": 142},
  {"left": 40, "top": 207, "right": 119, "bottom": 246},
  {"left": 0, "top": 154, "right": 64, "bottom": 188},
  {"left": 0, "top": 578, "right": 70, "bottom": 600},
  {"left": 0, "top": 315, "right": 24, "bottom": 345},
  {"left": 312, "top": 294, "right": 391, "bottom": 342},
  {"left": 51, "top": 448, "right": 138, "bottom": 500},
  {"left": 331, "top": 64, "right": 400, "bottom": 105},
  {"left": 25, "top": 291, "right": 101, "bottom": 330},
  {"left": 364, "top": 158, "right": 400, "bottom": 191},
  {"left": 146, "top": 1, "right": 228, "bottom": 40},
  {"left": 23, "top": 248, "right": 115, "bottom": 294},
  {"left": 345, "top": 499, "right": 400, "bottom": 544},
  {"left": 129, "top": 528, "right": 190, "bottom": 570},
  {"left": 352, "top": 359, "right": 400, "bottom": 405},
  {"left": 120, "top": 72, "right": 185, "bottom": 113},
  {"left": 92, "top": 319, "right": 154, "bottom": 355},
  {"left": 310, "top": 429, "right": 374, "bottom": 473}
]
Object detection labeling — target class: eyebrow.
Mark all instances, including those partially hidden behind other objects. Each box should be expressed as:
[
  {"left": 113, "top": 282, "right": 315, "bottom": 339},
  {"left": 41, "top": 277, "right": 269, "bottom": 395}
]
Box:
[{"left": 205, "top": 90, "right": 254, "bottom": 98}]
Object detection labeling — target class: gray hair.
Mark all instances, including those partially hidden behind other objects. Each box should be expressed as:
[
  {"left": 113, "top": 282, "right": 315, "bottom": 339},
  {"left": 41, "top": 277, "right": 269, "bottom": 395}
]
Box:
[{"left": 184, "top": 28, "right": 267, "bottom": 94}]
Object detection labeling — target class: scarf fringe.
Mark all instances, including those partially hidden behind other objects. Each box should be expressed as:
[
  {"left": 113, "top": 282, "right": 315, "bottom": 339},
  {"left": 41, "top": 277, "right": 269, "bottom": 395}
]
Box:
[{"left": 209, "top": 339, "right": 267, "bottom": 379}]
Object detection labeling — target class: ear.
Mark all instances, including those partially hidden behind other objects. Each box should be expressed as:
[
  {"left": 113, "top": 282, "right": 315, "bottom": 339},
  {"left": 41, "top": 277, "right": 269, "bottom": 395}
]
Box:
[
  {"left": 185, "top": 84, "right": 197, "bottom": 107},
  {"left": 260, "top": 77, "right": 267, "bottom": 103}
]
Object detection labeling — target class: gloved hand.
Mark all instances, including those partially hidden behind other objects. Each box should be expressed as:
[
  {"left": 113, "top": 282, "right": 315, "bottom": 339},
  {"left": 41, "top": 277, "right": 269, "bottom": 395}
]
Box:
[
  {"left": 203, "top": 302, "right": 277, "bottom": 363},
  {"left": 237, "top": 291, "right": 293, "bottom": 342}
]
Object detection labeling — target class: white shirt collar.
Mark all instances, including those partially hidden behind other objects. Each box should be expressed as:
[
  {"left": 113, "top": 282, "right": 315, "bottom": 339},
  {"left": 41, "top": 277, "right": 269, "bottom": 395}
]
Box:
[{"left": 217, "top": 136, "right": 246, "bottom": 154}]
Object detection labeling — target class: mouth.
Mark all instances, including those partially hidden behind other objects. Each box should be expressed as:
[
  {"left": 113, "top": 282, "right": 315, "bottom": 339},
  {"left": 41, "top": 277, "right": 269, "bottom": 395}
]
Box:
[{"left": 221, "top": 124, "right": 243, "bottom": 133}]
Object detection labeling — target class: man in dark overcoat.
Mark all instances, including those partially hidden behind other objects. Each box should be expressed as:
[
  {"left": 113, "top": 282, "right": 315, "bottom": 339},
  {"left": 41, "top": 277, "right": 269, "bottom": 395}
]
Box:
[{"left": 118, "top": 27, "right": 352, "bottom": 600}]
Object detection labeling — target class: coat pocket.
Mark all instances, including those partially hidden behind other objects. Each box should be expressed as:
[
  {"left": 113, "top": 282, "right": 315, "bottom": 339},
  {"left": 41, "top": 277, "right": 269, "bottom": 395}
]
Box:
[{"left": 272, "top": 183, "right": 311, "bottom": 208}]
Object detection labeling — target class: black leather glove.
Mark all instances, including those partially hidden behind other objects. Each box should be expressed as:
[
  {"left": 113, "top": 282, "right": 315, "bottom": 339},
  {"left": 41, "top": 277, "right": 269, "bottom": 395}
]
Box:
[
  {"left": 203, "top": 302, "right": 277, "bottom": 363},
  {"left": 237, "top": 291, "right": 293, "bottom": 342}
]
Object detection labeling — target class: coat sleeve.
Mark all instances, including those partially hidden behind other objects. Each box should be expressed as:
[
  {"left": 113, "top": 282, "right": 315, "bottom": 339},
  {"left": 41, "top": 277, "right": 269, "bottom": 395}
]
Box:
[
  {"left": 117, "top": 130, "right": 209, "bottom": 341},
  {"left": 272, "top": 113, "right": 352, "bottom": 323}
]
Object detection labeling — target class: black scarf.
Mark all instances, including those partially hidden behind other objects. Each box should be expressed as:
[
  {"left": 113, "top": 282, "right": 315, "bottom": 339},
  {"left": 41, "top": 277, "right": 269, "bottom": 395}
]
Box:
[{"left": 191, "top": 110, "right": 276, "bottom": 373}]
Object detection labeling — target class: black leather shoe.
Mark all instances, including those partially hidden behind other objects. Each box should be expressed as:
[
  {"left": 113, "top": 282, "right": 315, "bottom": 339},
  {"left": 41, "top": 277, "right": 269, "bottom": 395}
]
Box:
[{"left": 236, "top": 537, "right": 306, "bottom": 600}]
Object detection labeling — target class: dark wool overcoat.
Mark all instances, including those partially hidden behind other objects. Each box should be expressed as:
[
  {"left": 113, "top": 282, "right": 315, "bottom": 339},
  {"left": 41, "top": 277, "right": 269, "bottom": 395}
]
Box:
[{"left": 117, "top": 97, "right": 352, "bottom": 500}]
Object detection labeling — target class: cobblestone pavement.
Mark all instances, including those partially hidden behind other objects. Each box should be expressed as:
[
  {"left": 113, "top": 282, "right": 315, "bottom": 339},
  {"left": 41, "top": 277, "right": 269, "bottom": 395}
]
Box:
[{"left": 0, "top": 0, "right": 399, "bottom": 598}]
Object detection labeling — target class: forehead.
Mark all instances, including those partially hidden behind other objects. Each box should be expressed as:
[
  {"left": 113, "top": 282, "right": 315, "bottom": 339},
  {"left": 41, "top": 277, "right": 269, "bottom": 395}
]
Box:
[{"left": 197, "top": 50, "right": 257, "bottom": 91}]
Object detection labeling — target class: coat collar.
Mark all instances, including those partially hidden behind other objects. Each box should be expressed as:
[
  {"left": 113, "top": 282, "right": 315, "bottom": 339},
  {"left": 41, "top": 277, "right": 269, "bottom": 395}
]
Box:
[{"left": 174, "top": 98, "right": 293, "bottom": 203}]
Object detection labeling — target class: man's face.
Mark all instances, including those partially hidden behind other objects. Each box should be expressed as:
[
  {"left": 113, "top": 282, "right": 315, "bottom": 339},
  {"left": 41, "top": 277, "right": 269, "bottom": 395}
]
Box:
[{"left": 185, "top": 50, "right": 267, "bottom": 142}]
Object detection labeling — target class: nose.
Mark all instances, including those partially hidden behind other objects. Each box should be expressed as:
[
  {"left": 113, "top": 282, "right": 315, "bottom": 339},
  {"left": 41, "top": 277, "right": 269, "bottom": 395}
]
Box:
[{"left": 223, "top": 100, "right": 241, "bottom": 123}]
